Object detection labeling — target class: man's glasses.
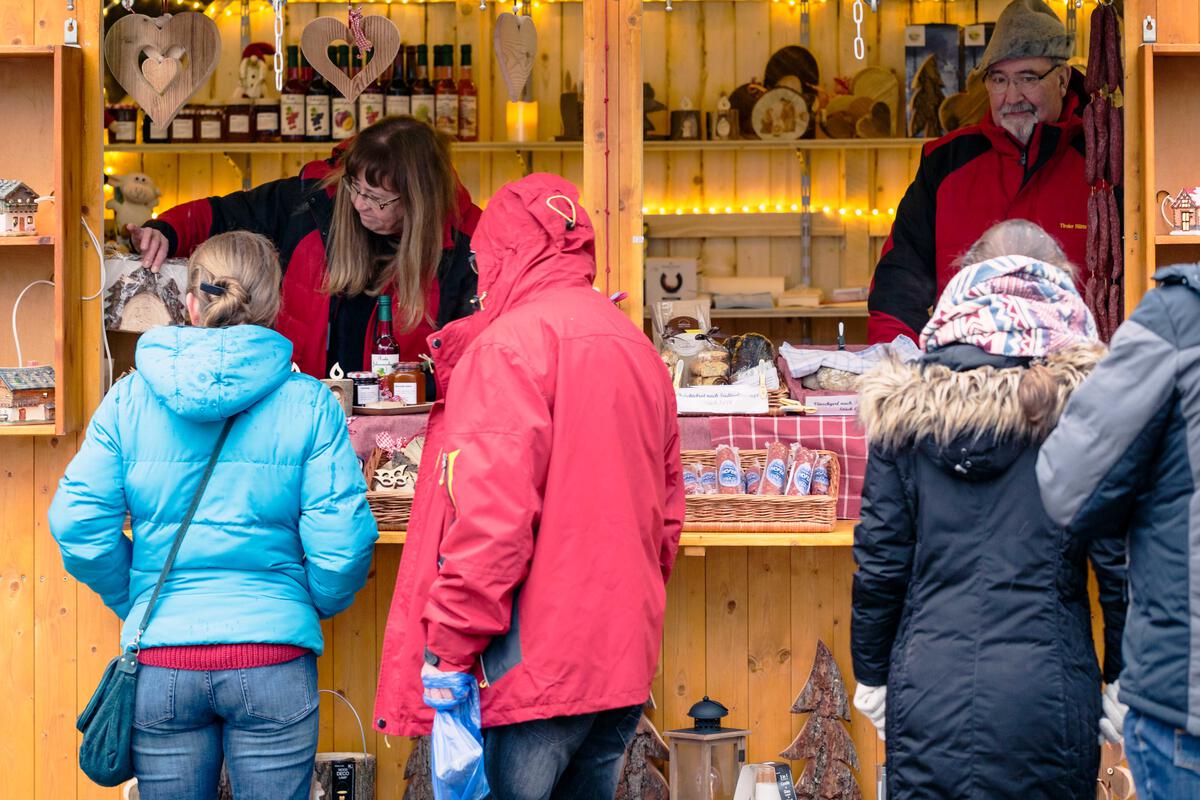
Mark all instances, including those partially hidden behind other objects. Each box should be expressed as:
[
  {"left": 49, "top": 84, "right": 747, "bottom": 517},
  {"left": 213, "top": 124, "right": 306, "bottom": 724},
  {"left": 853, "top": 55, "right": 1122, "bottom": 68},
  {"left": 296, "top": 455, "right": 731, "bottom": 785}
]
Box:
[
  {"left": 343, "top": 178, "right": 402, "bottom": 211},
  {"left": 984, "top": 64, "right": 1061, "bottom": 95}
]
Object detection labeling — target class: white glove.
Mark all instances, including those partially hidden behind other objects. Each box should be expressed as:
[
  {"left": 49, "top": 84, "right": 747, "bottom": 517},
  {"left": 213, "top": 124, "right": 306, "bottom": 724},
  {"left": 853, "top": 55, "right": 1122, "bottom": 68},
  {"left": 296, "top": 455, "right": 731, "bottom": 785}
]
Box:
[
  {"left": 854, "top": 683, "right": 887, "bottom": 741},
  {"left": 1099, "top": 680, "right": 1128, "bottom": 745}
]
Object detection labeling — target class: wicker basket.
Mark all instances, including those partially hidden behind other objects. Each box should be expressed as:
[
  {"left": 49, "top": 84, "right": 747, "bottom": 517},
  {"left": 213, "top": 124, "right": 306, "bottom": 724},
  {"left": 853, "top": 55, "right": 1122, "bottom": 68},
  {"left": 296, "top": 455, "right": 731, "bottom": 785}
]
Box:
[
  {"left": 363, "top": 447, "right": 415, "bottom": 529},
  {"left": 682, "top": 448, "right": 839, "bottom": 532}
]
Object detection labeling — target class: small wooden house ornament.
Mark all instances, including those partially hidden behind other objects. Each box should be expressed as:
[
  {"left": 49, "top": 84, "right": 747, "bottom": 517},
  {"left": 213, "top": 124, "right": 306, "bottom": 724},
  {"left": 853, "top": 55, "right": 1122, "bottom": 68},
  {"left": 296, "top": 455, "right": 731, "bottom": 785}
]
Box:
[
  {"left": 1167, "top": 188, "right": 1198, "bottom": 234},
  {"left": 0, "top": 180, "right": 40, "bottom": 236},
  {"left": 0, "top": 366, "right": 55, "bottom": 423}
]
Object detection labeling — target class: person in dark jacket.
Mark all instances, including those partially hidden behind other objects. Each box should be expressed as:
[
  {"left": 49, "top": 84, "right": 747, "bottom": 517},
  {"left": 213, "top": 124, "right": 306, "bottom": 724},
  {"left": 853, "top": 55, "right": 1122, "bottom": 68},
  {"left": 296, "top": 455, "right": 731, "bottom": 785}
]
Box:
[
  {"left": 1037, "top": 262, "right": 1200, "bottom": 800},
  {"left": 127, "top": 117, "right": 482, "bottom": 378},
  {"left": 852, "top": 220, "right": 1127, "bottom": 800},
  {"left": 868, "top": 0, "right": 1091, "bottom": 344}
]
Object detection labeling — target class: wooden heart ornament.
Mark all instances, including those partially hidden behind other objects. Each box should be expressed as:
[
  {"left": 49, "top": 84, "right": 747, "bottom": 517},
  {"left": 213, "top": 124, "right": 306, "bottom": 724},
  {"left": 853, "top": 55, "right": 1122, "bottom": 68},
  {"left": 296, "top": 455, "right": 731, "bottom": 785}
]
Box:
[
  {"left": 104, "top": 13, "right": 221, "bottom": 129},
  {"left": 494, "top": 13, "right": 538, "bottom": 102},
  {"left": 301, "top": 16, "right": 400, "bottom": 103}
]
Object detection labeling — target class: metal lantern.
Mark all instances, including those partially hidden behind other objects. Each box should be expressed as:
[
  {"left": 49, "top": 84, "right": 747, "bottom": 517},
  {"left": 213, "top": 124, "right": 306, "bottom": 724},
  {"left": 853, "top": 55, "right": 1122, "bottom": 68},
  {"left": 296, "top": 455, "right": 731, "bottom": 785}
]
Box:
[{"left": 666, "top": 696, "right": 750, "bottom": 800}]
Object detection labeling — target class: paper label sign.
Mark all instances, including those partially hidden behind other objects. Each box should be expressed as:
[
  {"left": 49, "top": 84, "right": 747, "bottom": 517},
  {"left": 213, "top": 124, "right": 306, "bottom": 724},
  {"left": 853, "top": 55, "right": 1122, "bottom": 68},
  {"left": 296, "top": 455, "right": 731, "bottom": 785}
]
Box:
[
  {"left": 804, "top": 394, "right": 860, "bottom": 416},
  {"left": 676, "top": 385, "right": 769, "bottom": 416}
]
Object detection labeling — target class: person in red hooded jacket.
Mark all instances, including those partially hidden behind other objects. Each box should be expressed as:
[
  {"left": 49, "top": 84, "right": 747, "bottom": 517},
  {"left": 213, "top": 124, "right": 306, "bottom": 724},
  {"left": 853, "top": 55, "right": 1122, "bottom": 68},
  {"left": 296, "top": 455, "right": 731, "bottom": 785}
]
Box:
[
  {"left": 127, "top": 117, "right": 482, "bottom": 379},
  {"left": 373, "top": 173, "right": 684, "bottom": 798},
  {"left": 868, "top": 0, "right": 1094, "bottom": 344}
]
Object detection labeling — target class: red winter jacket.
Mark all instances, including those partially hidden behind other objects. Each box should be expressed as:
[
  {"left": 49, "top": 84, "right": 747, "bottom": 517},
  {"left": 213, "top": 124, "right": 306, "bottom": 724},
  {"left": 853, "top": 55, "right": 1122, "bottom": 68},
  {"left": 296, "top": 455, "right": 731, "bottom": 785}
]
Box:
[
  {"left": 373, "top": 174, "right": 684, "bottom": 735},
  {"left": 868, "top": 75, "right": 1092, "bottom": 344},
  {"left": 145, "top": 146, "right": 482, "bottom": 376}
]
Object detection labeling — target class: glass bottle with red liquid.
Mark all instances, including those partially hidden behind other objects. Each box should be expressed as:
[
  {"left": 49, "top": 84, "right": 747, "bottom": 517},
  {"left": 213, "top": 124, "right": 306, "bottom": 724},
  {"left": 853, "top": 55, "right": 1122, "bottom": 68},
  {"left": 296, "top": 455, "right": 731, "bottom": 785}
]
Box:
[
  {"left": 371, "top": 295, "right": 401, "bottom": 398},
  {"left": 457, "top": 44, "right": 478, "bottom": 142}
]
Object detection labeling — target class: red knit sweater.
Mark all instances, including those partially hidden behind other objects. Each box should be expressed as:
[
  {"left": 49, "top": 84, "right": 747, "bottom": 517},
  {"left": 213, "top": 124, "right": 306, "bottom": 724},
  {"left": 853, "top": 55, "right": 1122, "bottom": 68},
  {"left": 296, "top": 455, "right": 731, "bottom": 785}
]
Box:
[{"left": 138, "top": 644, "right": 309, "bottom": 670}]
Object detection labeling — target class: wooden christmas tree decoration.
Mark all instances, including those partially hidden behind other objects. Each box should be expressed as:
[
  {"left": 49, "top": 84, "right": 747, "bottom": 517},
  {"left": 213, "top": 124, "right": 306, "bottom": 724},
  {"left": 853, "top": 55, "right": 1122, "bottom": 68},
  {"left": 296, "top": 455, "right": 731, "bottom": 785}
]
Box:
[
  {"left": 616, "top": 696, "right": 669, "bottom": 800},
  {"left": 781, "top": 641, "right": 862, "bottom": 800},
  {"left": 403, "top": 735, "right": 434, "bottom": 800}
]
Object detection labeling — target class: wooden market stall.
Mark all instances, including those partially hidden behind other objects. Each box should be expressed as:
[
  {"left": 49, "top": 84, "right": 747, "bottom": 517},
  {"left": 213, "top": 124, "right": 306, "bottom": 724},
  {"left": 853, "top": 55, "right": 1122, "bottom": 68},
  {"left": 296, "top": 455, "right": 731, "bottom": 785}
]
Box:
[{"left": 0, "top": 0, "right": 1195, "bottom": 797}]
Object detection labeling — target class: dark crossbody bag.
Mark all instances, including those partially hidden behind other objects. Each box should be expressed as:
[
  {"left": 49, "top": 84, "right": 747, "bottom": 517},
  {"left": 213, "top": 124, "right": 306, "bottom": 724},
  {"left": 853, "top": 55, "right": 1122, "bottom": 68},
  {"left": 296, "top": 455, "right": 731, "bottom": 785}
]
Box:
[{"left": 76, "top": 415, "right": 237, "bottom": 786}]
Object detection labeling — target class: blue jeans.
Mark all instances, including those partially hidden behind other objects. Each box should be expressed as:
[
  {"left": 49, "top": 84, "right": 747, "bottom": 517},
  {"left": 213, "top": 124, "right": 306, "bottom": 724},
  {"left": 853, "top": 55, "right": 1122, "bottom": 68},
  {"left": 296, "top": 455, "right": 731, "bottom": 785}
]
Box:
[
  {"left": 1125, "top": 707, "right": 1200, "bottom": 800},
  {"left": 483, "top": 704, "right": 644, "bottom": 800},
  {"left": 131, "top": 655, "right": 319, "bottom": 800}
]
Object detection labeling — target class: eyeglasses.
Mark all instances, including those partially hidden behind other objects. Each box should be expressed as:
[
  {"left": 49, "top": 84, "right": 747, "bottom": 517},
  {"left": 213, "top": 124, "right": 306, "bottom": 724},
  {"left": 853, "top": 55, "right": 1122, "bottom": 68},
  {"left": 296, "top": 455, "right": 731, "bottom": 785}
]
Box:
[
  {"left": 342, "top": 178, "right": 402, "bottom": 211},
  {"left": 984, "top": 64, "right": 1061, "bottom": 94}
]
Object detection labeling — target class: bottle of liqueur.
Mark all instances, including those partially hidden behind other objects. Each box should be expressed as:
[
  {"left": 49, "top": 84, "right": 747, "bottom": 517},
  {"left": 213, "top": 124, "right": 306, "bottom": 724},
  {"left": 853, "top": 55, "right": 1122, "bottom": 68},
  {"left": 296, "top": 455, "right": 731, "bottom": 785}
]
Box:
[
  {"left": 457, "top": 44, "right": 478, "bottom": 142},
  {"left": 358, "top": 50, "right": 386, "bottom": 129},
  {"left": 304, "top": 49, "right": 332, "bottom": 142},
  {"left": 434, "top": 45, "right": 459, "bottom": 138},
  {"left": 371, "top": 296, "right": 401, "bottom": 397},
  {"left": 281, "top": 47, "right": 309, "bottom": 143},
  {"left": 410, "top": 44, "right": 436, "bottom": 126},
  {"left": 384, "top": 47, "right": 411, "bottom": 118},
  {"left": 331, "top": 45, "right": 358, "bottom": 140}
]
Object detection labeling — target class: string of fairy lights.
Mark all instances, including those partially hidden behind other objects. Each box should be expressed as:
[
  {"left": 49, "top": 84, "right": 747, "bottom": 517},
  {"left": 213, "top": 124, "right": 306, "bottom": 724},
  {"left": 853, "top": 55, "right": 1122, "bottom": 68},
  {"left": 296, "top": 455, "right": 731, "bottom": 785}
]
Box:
[{"left": 642, "top": 204, "right": 897, "bottom": 217}]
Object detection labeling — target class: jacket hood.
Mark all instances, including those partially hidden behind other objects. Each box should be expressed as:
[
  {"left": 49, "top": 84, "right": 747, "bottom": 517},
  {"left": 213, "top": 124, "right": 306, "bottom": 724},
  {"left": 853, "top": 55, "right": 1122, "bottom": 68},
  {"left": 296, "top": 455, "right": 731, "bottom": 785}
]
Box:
[
  {"left": 136, "top": 325, "right": 295, "bottom": 422},
  {"left": 472, "top": 173, "right": 597, "bottom": 319},
  {"left": 1154, "top": 262, "right": 1200, "bottom": 292},
  {"left": 859, "top": 343, "right": 1103, "bottom": 478}
]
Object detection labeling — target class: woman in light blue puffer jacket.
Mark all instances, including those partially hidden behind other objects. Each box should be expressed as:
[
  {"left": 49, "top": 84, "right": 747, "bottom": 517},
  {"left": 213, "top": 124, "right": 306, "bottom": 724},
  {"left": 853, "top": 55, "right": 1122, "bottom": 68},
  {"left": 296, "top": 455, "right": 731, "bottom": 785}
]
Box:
[{"left": 49, "top": 231, "right": 378, "bottom": 800}]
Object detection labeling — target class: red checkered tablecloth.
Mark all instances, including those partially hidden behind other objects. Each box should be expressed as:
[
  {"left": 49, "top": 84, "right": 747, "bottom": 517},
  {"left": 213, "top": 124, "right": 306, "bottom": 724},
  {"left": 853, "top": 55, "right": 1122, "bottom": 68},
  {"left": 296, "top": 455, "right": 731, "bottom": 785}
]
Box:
[
  {"left": 705, "top": 416, "right": 866, "bottom": 519},
  {"left": 347, "top": 414, "right": 431, "bottom": 461}
]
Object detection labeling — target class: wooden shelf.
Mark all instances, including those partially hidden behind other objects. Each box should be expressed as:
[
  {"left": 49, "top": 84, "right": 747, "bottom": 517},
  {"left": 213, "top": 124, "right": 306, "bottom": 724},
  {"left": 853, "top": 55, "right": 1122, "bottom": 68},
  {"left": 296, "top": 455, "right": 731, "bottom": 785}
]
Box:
[
  {"left": 1147, "top": 44, "right": 1200, "bottom": 56},
  {"left": 1155, "top": 234, "right": 1200, "bottom": 245},
  {"left": 0, "top": 236, "right": 53, "bottom": 246},
  {"left": 645, "top": 211, "right": 892, "bottom": 239},
  {"left": 642, "top": 303, "right": 868, "bottom": 319},
  {"left": 376, "top": 519, "right": 857, "bottom": 547},
  {"left": 0, "top": 423, "right": 57, "bottom": 436},
  {"left": 643, "top": 138, "right": 925, "bottom": 152},
  {"left": 105, "top": 141, "right": 584, "bottom": 155},
  {"left": 0, "top": 46, "right": 57, "bottom": 58}
]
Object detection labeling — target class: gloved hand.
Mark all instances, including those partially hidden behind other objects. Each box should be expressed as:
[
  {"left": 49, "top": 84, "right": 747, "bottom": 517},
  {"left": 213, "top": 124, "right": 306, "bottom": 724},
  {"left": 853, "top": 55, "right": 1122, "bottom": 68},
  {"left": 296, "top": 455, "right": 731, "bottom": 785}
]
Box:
[
  {"left": 1099, "top": 680, "right": 1127, "bottom": 745},
  {"left": 853, "top": 683, "right": 887, "bottom": 741}
]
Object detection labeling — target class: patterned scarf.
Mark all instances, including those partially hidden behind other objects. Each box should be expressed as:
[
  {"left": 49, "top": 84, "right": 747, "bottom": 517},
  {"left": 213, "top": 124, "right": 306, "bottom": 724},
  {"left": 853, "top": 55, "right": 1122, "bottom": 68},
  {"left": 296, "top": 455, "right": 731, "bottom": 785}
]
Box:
[{"left": 920, "top": 255, "right": 1099, "bottom": 357}]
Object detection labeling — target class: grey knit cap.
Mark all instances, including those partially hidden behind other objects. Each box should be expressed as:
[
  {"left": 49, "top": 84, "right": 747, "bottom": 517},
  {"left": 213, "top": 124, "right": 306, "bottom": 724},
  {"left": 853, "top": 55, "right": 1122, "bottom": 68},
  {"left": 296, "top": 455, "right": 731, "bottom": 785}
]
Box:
[{"left": 975, "top": 0, "right": 1074, "bottom": 74}]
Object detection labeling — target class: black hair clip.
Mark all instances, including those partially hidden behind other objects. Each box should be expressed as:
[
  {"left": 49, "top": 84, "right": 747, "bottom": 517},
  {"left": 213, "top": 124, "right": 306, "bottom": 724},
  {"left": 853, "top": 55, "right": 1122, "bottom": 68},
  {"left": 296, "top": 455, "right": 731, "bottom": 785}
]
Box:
[{"left": 199, "top": 282, "right": 227, "bottom": 296}]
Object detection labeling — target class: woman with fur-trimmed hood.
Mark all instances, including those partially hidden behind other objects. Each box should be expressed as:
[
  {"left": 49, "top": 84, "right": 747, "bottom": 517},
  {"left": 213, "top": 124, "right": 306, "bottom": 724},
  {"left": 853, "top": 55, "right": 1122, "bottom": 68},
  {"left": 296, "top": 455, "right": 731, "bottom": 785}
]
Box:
[{"left": 850, "top": 220, "right": 1128, "bottom": 800}]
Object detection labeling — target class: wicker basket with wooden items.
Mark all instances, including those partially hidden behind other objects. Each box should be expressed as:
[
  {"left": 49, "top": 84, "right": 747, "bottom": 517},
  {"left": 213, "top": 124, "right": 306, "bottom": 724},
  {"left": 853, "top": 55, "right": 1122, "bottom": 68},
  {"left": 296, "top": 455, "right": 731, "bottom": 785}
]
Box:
[{"left": 362, "top": 434, "right": 423, "bottom": 529}]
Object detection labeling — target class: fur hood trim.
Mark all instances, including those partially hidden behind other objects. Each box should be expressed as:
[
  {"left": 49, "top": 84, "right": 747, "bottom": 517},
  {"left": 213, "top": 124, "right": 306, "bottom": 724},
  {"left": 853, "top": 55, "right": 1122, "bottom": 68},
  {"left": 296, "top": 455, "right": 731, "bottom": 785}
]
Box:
[{"left": 858, "top": 344, "right": 1105, "bottom": 452}]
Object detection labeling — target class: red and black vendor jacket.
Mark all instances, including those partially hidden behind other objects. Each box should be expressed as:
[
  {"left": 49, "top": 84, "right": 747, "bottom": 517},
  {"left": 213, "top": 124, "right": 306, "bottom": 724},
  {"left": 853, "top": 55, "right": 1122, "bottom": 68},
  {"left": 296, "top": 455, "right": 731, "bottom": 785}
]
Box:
[
  {"left": 145, "top": 150, "right": 482, "bottom": 377},
  {"left": 868, "top": 74, "right": 1093, "bottom": 343}
]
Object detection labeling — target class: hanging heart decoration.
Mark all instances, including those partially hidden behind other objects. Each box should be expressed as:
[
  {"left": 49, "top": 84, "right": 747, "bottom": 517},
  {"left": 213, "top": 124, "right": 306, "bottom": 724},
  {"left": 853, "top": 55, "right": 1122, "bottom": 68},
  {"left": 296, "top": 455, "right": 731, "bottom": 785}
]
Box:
[
  {"left": 300, "top": 16, "right": 401, "bottom": 103},
  {"left": 494, "top": 13, "right": 538, "bottom": 102},
  {"left": 103, "top": 13, "right": 221, "bottom": 129}
]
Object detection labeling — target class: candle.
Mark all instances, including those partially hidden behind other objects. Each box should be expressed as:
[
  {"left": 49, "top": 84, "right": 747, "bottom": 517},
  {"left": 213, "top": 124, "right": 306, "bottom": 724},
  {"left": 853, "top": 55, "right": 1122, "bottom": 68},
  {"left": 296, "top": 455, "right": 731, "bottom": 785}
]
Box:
[{"left": 506, "top": 100, "right": 539, "bottom": 143}]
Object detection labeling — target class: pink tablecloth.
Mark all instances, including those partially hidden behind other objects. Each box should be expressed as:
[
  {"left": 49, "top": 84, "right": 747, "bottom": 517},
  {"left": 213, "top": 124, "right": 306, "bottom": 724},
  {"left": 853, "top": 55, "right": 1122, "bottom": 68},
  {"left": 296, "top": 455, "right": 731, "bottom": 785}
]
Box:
[{"left": 348, "top": 412, "right": 865, "bottom": 519}]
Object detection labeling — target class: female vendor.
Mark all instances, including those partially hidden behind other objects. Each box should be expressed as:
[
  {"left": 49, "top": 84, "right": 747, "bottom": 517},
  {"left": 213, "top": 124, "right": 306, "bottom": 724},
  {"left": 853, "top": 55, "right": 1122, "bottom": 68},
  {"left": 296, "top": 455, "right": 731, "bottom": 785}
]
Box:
[{"left": 127, "top": 116, "right": 481, "bottom": 378}]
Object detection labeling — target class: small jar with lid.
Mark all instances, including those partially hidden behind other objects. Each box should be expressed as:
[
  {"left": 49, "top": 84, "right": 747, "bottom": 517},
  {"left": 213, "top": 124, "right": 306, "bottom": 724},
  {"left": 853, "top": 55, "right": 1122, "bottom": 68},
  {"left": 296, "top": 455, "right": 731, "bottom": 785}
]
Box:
[
  {"left": 170, "top": 107, "right": 197, "bottom": 143},
  {"left": 142, "top": 113, "right": 171, "bottom": 144},
  {"left": 196, "top": 106, "right": 225, "bottom": 143},
  {"left": 253, "top": 99, "right": 281, "bottom": 142},
  {"left": 348, "top": 371, "right": 380, "bottom": 406},
  {"left": 389, "top": 362, "right": 426, "bottom": 405},
  {"left": 107, "top": 104, "right": 138, "bottom": 145},
  {"left": 224, "top": 102, "right": 254, "bottom": 142}
]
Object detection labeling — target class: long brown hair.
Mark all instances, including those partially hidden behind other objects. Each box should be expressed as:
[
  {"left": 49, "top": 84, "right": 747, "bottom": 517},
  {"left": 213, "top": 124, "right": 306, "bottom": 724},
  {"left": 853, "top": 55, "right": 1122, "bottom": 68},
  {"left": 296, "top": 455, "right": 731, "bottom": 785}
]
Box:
[
  {"left": 188, "top": 231, "right": 282, "bottom": 328},
  {"left": 323, "top": 117, "right": 458, "bottom": 332}
]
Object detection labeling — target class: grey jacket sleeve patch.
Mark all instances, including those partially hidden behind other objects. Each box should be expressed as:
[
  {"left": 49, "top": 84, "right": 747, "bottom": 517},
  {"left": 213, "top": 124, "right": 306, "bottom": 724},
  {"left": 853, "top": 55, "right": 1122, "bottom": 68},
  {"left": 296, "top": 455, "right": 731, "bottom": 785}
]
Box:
[{"left": 1038, "top": 316, "right": 1176, "bottom": 530}]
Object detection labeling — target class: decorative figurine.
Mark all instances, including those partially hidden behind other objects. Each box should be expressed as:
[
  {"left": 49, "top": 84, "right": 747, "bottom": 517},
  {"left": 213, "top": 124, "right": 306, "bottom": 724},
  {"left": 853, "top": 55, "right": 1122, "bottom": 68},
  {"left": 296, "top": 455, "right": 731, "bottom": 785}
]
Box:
[
  {"left": 0, "top": 366, "right": 55, "bottom": 423},
  {"left": 105, "top": 172, "right": 162, "bottom": 243},
  {"left": 232, "top": 42, "right": 275, "bottom": 101},
  {"left": 709, "top": 93, "right": 739, "bottom": 141},
  {"left": 1161, "top": 187, "right": 1200, "bottom": 235},
  {"left": 670, "top": 98, "right": 703, "bottom": 141},
  {"left": 0, "top": 180, "right": 40, "bottom": 236},
  {"left": 644, "top": 82, "right": 668, "bottom": 139}
]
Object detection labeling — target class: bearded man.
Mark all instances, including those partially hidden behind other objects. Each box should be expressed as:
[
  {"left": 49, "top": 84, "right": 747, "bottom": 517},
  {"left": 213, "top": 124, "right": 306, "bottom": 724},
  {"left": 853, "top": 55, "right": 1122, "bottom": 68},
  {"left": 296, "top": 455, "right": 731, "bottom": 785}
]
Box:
[{"left": 868, "top": 0, "right": 1093, "bottom": 343}]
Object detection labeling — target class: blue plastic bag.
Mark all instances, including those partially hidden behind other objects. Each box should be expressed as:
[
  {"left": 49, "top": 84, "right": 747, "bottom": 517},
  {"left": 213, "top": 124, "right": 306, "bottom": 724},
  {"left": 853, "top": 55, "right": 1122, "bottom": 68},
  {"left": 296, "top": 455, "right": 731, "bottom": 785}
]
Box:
[{"left": 422, "top": 671, "right": 490, "bottom": 800}]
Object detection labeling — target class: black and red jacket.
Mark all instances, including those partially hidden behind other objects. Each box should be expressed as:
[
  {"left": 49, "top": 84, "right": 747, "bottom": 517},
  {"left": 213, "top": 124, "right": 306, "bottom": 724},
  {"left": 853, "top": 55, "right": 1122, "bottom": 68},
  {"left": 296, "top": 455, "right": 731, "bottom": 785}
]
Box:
[
  {"left": 145, "top": 150, "right": 482, "bottom": 376},
  {"left": 868, "top": 74, "right": 1092, "bottom": 344}
]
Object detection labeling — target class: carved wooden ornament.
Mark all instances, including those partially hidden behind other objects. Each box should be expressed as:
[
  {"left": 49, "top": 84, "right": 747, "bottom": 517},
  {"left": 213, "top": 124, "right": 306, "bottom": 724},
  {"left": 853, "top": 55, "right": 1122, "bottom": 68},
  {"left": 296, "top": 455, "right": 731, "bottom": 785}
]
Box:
[
  {"left": 103, "top": 13, "right": 221, "bottom": 129},
  {"left": 300, "top": 16, "right": 401, "bottom": 103},
  {"left": 494, "top": 13, "right": 538, "bottom": 102}
]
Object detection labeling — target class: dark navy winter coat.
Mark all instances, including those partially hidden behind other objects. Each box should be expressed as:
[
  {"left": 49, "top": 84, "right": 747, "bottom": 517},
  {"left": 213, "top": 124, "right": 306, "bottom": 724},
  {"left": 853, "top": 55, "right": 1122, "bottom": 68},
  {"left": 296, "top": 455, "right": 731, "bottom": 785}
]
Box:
[{"left": 853, "top": 344, "right": 1126, "bottom": 800}]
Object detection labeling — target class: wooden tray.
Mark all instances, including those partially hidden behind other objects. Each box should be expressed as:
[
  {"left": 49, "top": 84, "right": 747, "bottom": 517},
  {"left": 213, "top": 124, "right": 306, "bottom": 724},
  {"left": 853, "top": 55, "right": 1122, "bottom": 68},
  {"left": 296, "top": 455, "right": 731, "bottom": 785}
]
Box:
[
  {"left": 682, "top": 448, "right": 839, "bottom": 532},
  {"left": 353, "top": 401, "right": 433, "bottom": 416}
]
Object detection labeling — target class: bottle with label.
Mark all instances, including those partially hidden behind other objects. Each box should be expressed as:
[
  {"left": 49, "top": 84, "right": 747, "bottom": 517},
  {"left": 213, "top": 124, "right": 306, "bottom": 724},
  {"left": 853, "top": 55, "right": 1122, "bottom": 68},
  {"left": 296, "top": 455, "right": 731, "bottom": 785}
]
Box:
[
  {"left": 331, "top": 45, "right": 357, "bottom": 140},
  {"left": 280, "top": 45, "right": 308, "bottom": 142},
  {"left": 457, "top": 44, "right": 478, "bottom": 142},
  {"left": 305, "top": 49, "right": 332, "bottom": 142},
  {"left": 371, "top": 296, "right": 401, "bottom": 388},
  {"left": 433, "top": 45, "right": 459, "bottom": 138},
  {"left": 410, "top": 45, "right": 435, "bottom": 125},
  {"left": 384, "top": 47, "right": 411, "bottom": 118},
  {"left": 358, "top": 50, "right": 386, "bottom": 130}
]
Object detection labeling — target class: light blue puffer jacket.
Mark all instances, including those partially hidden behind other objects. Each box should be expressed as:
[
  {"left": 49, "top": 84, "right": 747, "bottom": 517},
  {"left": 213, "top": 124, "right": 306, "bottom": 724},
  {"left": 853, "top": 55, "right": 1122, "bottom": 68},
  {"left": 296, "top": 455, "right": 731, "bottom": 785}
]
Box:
[{"left": 48, "top": 324, "right": 378, "bottom": 654}]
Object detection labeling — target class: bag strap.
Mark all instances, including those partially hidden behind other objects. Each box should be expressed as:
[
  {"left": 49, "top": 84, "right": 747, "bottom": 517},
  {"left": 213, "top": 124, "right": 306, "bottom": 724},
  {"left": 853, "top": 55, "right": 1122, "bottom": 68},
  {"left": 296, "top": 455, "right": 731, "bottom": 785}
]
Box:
[{"left": 128, "top": 415, "right": 237, "bottom": 652}]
